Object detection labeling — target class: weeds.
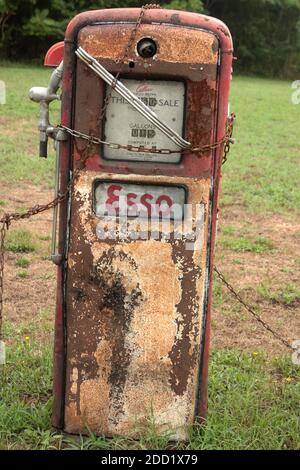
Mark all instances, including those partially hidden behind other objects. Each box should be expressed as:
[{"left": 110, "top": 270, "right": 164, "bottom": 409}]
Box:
[
  {"left": 16, "top": 257, "right": 30, "bottom": 268},
  {"left": 5, "top": 229, "right": 36, "bottom": 253},
  {"left": 0, "top": 321, "right": 299, "bottom": 450},
  {"left": 221, "top": 236, "right": 275, "bottom": 253},
  {"left": 258, "top": 283, "right": 300, "bottom": 306}
]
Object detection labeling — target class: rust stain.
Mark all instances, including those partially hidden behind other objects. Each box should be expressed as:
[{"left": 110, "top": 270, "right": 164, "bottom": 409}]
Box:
[
  {"left": 186, "top": 79, "right": 217, "bottom": 151},
  {"left": 170, "top": 13, "right": 181, "bottom": 25},
  {"left": 93, "top": 248, "right": 143, "bottom": 423},
  {"left": 168, "top": 238, "right": 202, "bottom": 396}
]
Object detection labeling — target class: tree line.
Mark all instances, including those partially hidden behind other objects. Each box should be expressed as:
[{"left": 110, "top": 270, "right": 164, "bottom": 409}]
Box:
[{"left": 0, "top": 0, "right": 300, "bottom": 78}]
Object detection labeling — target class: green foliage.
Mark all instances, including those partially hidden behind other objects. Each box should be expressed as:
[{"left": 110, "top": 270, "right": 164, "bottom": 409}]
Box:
[
  {"left": 166, "top": 0, "right": 203, "bottom": 11},
  {"left": 23, "top": 9, "right": 66, "bottom": 38},
  {"left": 221, "top": 237, "right": 275, "bottom": 253},
  {"left": 0, "top": 1, "right": 299, "bottom": 76},
  {"left": 208, "top": 0, "right": 300, "bottom": 77}
]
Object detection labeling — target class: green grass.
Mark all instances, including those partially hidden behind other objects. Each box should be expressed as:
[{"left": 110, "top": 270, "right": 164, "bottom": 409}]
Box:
[
  {"left": 17, "top": 271, "right": 29, "bottom": 279},
  {"left": 15, "top": 207, "right": 30, "bottom": 215},
  {"left": 5, "top": 229, "right": 36, "bottom": 253},
  {"left": 221, "top": 236, "right": 275, "bottom": 253},
  {"left": 16, "top": 257, "right": 30, "bottom": 268},
  {"left": 258, "top": 282, "right": 300, "bottom": 306},
  {"left": 0, "top": 321, "right": 299, "bottom": 450},
  {"left": 0, "top": 64, "right": 59, "bottom": 186},
  {"left": 38, "top": 234, "right": 51, "bottom": 241},
  {"left": 223, "top": 76, "right": 300, "bottom": 214}
]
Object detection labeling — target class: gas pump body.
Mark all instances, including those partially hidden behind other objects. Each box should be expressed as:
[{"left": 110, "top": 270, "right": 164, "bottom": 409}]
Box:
[{"left": 45, "top": 8, "right": 233, "bottom": 440}]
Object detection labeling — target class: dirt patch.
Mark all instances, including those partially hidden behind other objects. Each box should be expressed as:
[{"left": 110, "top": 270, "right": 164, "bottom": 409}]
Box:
[
  {"left": 212, "top": 205, "right": 300, "bottom": 355},
  {"left": 1, "top": 183, "right": 299, "bottom": 357},
  {"left": 0, "top": 183, "right": 56, "bottom": 340}
]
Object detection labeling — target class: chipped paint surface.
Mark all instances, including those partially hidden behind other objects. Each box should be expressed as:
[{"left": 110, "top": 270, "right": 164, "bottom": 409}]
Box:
[
  {"left": 64, "top": 172, "right": 211, "bottom": 440},
  {"left": 79, "top": 24, "right": 218, "bottom": 65},
  {"left": 51, "top": 9, "right": 233, "bottom": 433}
]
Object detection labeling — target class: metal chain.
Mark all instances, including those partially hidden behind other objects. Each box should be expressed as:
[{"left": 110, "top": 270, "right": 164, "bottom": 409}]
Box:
[
  {"left": 214, "top": 266, "right": 293, "bottom": 350},
  {"left": 222, "top": 112, "right": 236, "bottom": 164},
  {"left": 0, "top": 139, "right": 92, "bottom": 341},
  {"left": 0, "top": 200, "right": 63, "bottom": 341},
  {"left": 60, "top": 112, "right": 236, "bottom": 157}
]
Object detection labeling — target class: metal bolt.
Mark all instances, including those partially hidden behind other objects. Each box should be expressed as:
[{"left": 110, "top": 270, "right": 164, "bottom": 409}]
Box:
[{"left": 137, "top": 38, "right": 157, "bottom": 59}]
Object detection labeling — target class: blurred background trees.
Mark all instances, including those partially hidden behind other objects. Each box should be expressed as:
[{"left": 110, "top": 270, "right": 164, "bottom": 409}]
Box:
[{"left": 0, "top": 0, "right": 300, "bottom": 78}]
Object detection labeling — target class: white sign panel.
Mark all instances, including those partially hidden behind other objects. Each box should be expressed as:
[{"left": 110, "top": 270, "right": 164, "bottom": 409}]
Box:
[
  {"left": 103, "top": 80, "right": 185, "bottom": 163},
  {"left": 94, "top": 181, "right": 186, "bottom": 220}
]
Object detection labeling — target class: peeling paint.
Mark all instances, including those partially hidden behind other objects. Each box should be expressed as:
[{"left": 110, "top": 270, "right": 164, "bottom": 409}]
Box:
[
  {"left": 79, "top": 24, "right": 218, "bottom": 65},
  {"left": 64, "top": 172, "right": 210, "bottom": 439}
]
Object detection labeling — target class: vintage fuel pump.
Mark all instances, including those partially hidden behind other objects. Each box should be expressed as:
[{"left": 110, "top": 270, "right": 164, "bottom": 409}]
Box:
[{"left": 29, "top": 7, "right": 234, "bottom": 440}]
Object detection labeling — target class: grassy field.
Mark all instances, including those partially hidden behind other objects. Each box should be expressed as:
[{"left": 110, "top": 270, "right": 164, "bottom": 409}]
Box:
[
  {"left": 0, "top": 64, "right": 299, "bottom": 450},
  {"left": 1, "top": 322, "right": 299, "bottom": 450}
]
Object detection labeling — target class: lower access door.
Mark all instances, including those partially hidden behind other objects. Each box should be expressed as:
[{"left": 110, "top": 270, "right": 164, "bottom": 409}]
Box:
[{"left": 63, "top": 171, "right": 212, "bottom": 440}]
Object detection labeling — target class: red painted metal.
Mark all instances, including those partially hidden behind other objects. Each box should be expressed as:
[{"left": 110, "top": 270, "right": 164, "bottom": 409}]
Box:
[
  {"left": 50, "top": 7, "right": 233, "bottom": 431},
  {"left": 44, "top": 41, "right": 64, "bottom": 67}
]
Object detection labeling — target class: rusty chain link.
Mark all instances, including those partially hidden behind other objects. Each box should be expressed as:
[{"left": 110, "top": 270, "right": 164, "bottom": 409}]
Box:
[
  {"left": 214, "top": 266, "right": 293, "bottom": 350},
  {"left": 60, "top": 114, "right": 236, "bottom": 157},
  {"left": 222, "top": 112, "right": 236, "bottom": 165},
  {"left": 0, "top": 195, "right": 70, "bottom": 341},
  {"left": 0, "top": 140, "right": 92, "bottom": 340}
]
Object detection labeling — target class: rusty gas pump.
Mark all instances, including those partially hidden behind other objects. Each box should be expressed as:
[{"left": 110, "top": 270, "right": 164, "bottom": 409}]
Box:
[{"left": 29, "top": 7, "right": 233, "bottom": 440}]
